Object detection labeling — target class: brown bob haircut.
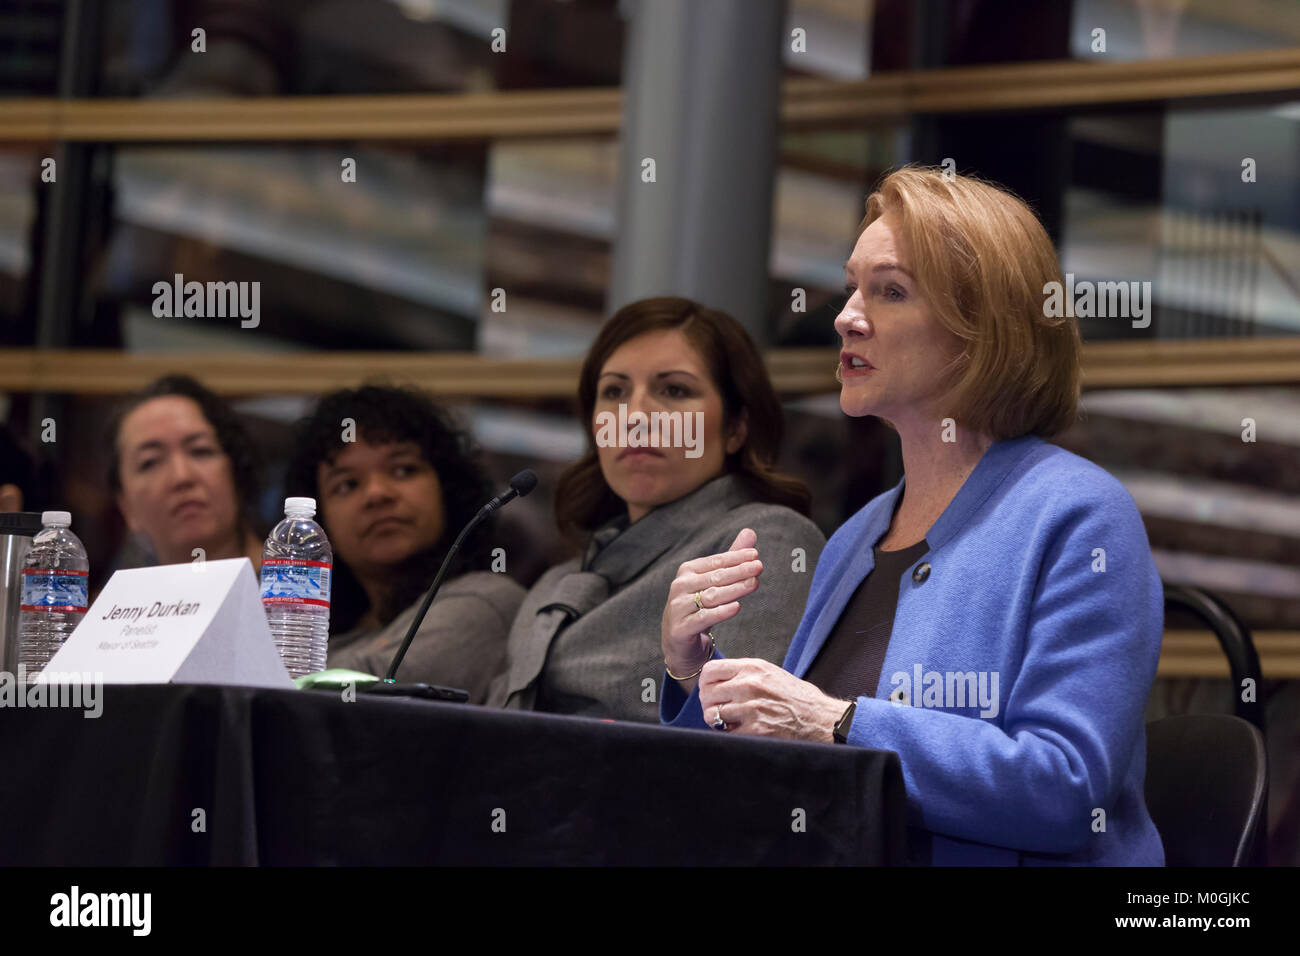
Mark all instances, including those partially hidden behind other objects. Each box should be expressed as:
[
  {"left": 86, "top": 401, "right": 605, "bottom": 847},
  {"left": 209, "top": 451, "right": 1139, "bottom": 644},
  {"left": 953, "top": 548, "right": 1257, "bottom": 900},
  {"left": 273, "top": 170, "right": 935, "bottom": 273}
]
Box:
[
  {"left": 554, "top": 296, "right": 811, "bottom": 539},
  {"left": 861, "top": 164, "right": 1081, "bottom": 440}
]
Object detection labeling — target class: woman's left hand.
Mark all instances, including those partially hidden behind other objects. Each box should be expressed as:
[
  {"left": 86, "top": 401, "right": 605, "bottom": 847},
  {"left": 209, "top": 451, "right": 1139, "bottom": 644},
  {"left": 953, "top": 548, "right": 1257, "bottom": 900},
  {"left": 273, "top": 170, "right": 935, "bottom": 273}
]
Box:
[{"left": 698, "top": 658, "right": 849, "bottom": 743}]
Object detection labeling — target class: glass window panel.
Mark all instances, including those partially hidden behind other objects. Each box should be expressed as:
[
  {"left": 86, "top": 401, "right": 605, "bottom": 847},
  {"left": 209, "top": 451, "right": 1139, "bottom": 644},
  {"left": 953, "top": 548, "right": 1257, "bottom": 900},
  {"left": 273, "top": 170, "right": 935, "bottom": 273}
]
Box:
[
  {"left": 0, "top": 1, "right": 61, "bottom": 96},
  {"left": 0, "top": 146, "right": 41, "bottom": 346},
  {"left": 771, "top": 125, "right": 909, "bottom": 346},
  {"left": 96, "top": 0, "right": 881, "bottom": 96},
  {"left": 98, "top": 0, "right": 628, "bottom": 97},
  {"left": 1059, "top": 384, "right": 1300, "bottom": 633},
  {"left": 1061, "top": 100, "right": 1300, "bottom": 340},
  {"left": 87, "top": 141, "right": 489, "bottom": 351},
  {"left": 478, "top": 124, "right": 910, "bottom": 356},
  {"left": 873, "top": 0, "right": 1300, "bottom": 69},
  {"left": 480, "top": 137, "right": 617, "bottom": 357},
  {"left": 1070, "top": 0, "right": 1300, "bottom": 61},
  {"left": 783, "top": 0, "right": 874, "bottom": 80}
]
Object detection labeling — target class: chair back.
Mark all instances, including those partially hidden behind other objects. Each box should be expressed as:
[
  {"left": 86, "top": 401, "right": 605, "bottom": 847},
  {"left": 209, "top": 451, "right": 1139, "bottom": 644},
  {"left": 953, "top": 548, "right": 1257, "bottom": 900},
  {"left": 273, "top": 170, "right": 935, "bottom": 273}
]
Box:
[
  {"left": 1145, "top": 713, "right": 1267, "bottom": 866},
  {"left": 1163, "top": 583, "right": 1264, "bottom": 732}
]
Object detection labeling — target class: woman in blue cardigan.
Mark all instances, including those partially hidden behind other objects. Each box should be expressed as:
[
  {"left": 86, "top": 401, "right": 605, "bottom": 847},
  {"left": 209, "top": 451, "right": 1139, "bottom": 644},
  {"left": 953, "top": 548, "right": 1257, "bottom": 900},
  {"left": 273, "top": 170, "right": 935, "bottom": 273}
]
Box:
[{"left": 660, "top": 165, "right": 1165, "bottom": 866}]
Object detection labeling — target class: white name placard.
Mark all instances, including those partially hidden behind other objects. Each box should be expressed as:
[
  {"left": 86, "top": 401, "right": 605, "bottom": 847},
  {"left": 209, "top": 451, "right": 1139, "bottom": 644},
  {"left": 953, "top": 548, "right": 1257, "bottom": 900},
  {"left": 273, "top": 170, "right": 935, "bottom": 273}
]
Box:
[{"left": 40, "top": 557, "right": 293, "bottom": 688}]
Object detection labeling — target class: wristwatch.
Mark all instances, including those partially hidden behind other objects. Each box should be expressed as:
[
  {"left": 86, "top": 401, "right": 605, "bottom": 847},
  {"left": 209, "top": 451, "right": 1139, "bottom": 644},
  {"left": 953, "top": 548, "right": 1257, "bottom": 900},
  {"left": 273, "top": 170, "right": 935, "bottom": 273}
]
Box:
[{"left": 832, "top": 700, "right": 857, "bottom": 744}]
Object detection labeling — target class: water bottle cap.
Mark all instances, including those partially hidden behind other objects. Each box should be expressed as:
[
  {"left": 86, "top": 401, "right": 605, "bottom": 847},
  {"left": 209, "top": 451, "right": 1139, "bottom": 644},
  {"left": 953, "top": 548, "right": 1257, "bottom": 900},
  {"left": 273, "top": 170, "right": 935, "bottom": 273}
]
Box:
[
  {"left": 285, "top": 496, "right": 316, "bottom": 514},
  {"left": 41, "top": 510, "right": 71, "bottom": 527}
]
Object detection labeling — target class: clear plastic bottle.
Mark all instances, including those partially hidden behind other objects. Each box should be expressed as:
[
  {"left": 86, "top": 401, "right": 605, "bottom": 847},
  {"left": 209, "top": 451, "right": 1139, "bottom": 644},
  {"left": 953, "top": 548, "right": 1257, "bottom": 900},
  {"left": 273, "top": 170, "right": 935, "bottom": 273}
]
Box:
[
  {"left": 18, "top": 511, "right": 90, "bottom": 678},
  {"left": 260, "top": 496, "right": 332, "bottom": 678}
]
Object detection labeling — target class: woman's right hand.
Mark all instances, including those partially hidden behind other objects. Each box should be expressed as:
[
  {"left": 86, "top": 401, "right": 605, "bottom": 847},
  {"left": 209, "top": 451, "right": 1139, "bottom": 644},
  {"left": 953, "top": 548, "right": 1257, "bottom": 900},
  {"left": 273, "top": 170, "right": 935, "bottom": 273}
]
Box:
[{"left": 661, "top": 527, "right": 764, "bottom": 692}]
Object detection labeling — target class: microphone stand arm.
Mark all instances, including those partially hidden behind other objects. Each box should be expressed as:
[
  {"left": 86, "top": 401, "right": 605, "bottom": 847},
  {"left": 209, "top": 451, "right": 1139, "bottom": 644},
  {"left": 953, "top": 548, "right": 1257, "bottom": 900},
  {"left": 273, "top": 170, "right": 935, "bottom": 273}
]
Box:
[{"left": 383, "top": 505, "right": 491, "bottom": 682}]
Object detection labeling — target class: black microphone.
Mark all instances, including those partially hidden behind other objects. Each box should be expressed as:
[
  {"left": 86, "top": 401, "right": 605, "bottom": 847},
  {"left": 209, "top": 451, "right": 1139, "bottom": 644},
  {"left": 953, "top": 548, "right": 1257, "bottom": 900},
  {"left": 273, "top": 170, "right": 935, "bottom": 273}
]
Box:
[
  {"left": 383, "top": 469, "right": 537, "bottom": 682},
  {"left": 479, "top": 469, "right": 538, "bottom": 518}
]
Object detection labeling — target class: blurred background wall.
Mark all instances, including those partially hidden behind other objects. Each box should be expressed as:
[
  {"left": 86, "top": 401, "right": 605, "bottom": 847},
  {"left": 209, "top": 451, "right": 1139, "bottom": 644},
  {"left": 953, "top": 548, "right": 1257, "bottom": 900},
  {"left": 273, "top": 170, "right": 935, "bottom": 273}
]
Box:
[{"left": 0, "top": 0, "right": 1298, "bottom": 860}]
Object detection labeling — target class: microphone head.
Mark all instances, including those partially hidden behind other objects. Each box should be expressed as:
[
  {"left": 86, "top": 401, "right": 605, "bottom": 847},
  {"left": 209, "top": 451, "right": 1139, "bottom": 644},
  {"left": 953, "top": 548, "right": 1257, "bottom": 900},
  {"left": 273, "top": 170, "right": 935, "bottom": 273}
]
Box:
[{"left": 510, "top": 469, "right": 538, "bottom": 498}]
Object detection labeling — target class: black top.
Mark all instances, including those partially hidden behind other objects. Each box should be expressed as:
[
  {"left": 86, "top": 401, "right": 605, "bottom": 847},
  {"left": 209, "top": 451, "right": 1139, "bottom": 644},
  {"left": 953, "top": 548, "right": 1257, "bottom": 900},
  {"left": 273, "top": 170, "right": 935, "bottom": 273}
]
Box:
[{"left": 803, "top": 537, "right": 929, "bottom": 701}]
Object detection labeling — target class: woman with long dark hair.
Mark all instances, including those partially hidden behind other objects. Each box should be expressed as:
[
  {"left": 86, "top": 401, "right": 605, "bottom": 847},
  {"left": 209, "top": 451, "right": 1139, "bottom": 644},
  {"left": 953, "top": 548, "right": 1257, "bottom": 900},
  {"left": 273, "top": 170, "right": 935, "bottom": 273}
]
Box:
[{"left": 488, "top": 296, "right": 826, "bottom": 722}]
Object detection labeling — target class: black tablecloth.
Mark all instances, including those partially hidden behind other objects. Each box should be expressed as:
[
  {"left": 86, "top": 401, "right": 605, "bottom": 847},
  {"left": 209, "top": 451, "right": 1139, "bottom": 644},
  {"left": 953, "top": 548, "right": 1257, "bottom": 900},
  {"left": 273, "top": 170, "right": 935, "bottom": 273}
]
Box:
[{"left": 0, "top": 684, "right": 908, "bottom": 865}]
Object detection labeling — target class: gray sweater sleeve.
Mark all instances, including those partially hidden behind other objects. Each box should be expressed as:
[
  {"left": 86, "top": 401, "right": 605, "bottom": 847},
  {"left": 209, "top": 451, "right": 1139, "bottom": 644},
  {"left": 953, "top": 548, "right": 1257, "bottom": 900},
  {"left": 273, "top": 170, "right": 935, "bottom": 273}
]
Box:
[
  {"left": 700, "top": 504, "right": 826, "bottom": 666},
  {"left": 327, "top": 571, "right": 526, "bottom": 704}
]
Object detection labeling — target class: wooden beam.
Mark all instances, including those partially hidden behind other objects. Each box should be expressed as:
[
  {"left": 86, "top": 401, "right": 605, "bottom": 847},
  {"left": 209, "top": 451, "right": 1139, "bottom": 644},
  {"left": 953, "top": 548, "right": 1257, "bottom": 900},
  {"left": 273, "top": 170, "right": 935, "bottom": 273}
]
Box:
[
  {"left": 1159, "top": 630, "right": 1300, "bottom": 679},
  {"left": 0, "top": 348, "right": 586, "bottom": 398},
  {"left": 2, "top": 338, "right": 1297, "bottom": 398},
  {"left": 1081, "top": 337, "right": 1300, "bottom": 388},
  {"left": 782, "top": 48, "right": 1300, "bottom": 125},
  {"left": 896, "top": 47, "right": 1300, "bottom": 114},
  {"left": 0, "top": 89, "right": 626, "bottom": 143},
  {"left": 1, "top": 48, "right": 1297, "bottom": 143}
]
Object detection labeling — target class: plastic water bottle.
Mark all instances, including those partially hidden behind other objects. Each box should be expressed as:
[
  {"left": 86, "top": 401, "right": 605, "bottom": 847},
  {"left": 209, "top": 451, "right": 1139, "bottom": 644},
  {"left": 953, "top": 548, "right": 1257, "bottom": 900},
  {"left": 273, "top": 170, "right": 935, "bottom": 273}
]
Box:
[
  {"left": 18, "top": 511, "right": 90, "bottom": 678},
  {"left": 261, "top": 496, "right": 331, "bottom": 678}
]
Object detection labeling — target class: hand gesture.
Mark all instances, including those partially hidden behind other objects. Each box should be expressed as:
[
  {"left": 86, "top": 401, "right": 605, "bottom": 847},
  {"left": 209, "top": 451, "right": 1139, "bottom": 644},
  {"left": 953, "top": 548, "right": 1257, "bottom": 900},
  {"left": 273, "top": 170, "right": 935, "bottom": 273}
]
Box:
[{"left": 661, "top": 527, "right": 763, "bottom": 690}]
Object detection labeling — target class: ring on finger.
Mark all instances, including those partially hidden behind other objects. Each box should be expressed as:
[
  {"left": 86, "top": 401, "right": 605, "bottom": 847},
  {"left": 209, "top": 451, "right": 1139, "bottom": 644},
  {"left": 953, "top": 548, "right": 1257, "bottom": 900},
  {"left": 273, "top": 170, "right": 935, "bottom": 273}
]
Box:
[
  {"left": 693, "top": 590, "right": 705, "bottom": 611},
  {"left": 712, "top": 705, "right": 727, "bottom": 731}
]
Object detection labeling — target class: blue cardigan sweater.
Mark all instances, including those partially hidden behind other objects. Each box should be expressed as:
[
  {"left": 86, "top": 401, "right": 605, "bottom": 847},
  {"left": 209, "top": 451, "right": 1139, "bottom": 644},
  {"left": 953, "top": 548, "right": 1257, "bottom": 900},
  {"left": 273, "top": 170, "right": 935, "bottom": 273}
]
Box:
[{"left": 662, "top": 435, "right": 1165, "bottom": 865}]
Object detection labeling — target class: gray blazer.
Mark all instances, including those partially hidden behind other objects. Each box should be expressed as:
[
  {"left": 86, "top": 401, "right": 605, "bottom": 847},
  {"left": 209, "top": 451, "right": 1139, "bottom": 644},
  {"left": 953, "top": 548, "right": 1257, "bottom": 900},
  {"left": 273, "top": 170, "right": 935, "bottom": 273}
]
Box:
[
  {"left": 487, "top": 474, "right": 825, "bottom": 722},
  {"left": 327, "top": 570, "right": 524, "bottom": 704}
]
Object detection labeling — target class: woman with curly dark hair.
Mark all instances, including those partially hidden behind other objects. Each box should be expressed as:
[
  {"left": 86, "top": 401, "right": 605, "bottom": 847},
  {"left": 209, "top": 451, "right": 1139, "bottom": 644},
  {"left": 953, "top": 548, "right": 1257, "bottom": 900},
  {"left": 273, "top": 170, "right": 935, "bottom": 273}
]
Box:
[
  {"left": 109, "top": 374, "right": 266, "bottom": 571},
  {"left": 285, "top": 385, "right": 524, "bottom": 702}
]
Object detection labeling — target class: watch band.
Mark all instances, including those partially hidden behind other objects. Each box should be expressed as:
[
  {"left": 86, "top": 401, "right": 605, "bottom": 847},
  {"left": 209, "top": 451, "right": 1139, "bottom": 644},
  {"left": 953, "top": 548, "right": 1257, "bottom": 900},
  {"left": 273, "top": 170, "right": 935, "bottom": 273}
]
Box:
[{"left": 832, "top": 700, "right": 857, "bottom": 744}]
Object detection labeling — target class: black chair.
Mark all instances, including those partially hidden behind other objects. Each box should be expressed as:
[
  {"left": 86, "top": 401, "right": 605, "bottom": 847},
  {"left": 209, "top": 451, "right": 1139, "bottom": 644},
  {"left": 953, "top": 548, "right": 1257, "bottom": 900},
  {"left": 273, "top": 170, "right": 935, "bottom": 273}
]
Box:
[
  {"left": 1145, "top": 714, "right": 1267, "bottom": 866},
  {"left": 1163, "top": 583, "right": 1264, "bottom": 732}
]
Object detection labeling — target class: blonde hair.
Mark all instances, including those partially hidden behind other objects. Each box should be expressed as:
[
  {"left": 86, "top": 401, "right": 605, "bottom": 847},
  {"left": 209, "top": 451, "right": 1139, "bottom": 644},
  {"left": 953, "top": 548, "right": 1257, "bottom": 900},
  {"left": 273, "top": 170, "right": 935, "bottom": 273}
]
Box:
[{"left": 861, "top": 164, "right": 1080, "bottom": 440}]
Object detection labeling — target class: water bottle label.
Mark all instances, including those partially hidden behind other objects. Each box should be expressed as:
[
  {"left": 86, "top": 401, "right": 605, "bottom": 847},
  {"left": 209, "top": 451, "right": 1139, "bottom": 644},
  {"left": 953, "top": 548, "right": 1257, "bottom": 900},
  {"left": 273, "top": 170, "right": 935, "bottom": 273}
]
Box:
[
  {"left": 260, "top": 559, "right": 331, "bottom": 608},
  {"left": 20, "top": 568, "right": 89, "bottom": 613}
]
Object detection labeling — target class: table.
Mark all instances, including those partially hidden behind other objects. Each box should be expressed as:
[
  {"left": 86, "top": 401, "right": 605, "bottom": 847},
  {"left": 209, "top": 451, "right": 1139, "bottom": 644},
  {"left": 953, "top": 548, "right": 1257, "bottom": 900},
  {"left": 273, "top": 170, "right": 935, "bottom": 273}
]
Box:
[{"left": 0, "top": 683, "right": 909, "bottom": 865}]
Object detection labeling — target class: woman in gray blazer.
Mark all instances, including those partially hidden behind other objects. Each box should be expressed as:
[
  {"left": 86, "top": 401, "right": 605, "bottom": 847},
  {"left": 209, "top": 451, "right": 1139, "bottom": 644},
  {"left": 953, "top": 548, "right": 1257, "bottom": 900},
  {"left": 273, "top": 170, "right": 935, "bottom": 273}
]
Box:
[{"left": 488, "top": 297, "right": 826, "bottom": 722}]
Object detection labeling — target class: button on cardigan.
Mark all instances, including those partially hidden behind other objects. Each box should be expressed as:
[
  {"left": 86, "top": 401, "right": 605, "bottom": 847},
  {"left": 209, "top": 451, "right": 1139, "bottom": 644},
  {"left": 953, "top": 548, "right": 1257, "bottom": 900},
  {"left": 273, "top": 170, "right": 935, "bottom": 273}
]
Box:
[{"left": 662, "top": 435, "right": 1166, "bottom": 866}]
